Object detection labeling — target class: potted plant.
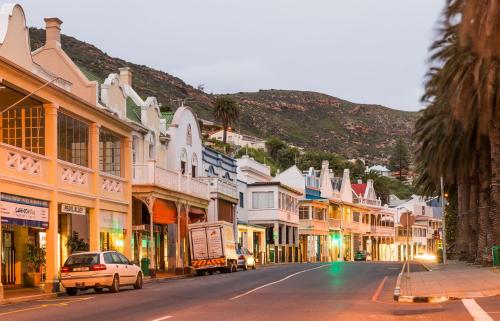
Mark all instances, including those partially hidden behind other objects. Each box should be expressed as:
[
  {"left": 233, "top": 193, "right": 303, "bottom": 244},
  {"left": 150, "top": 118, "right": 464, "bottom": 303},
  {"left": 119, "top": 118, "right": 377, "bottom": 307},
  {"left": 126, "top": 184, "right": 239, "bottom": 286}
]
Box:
[
  {"left": 24, "top": 244, "right": 46, "bottom": 287},
  {"left": 66, "top": 231, "right": 89, "bottom": 254}
]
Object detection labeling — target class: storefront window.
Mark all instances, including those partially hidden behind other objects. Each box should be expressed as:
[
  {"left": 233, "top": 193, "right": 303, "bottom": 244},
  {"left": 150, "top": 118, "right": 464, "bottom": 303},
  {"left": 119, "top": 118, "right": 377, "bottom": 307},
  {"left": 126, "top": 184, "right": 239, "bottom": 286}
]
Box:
[
  {"left": 99, "top": 211, "right": 125, "bottom": 253},
  {"left": 1, "top": 105, "right": 45, "bottom": 154},
  {"left": 99, "top": 128, "right": 121, "bottom": 176},
  {"left": 57, "top": 112, "right": 89, "bottom": 167}
]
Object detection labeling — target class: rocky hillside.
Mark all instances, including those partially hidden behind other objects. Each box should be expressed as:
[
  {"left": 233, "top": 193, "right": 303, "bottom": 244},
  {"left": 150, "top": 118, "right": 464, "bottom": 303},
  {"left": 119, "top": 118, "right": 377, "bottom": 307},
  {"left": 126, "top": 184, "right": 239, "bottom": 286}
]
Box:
[{"left": 29, "top": 28, "right": 418, "bottom": 163}]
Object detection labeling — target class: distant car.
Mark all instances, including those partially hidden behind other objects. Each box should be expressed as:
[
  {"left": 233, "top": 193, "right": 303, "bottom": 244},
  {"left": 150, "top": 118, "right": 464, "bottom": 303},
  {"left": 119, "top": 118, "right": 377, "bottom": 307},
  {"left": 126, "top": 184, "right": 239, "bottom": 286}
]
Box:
[
  {"left": 236, "top": 247, "right": 257, "bottom": 270},
  {"left": 354, "top": 250, "right": 371, "bottom": 261},
  {"left": 60, "top": 251, "right": 143, "bottom": 296}
]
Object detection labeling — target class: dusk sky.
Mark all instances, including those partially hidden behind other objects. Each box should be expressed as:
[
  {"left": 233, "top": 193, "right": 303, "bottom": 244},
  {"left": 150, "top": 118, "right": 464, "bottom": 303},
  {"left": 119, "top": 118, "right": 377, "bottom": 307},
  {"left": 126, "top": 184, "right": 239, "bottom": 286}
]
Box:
[{"left": 17, "top": 0, "right": 444, "bottom": 111}]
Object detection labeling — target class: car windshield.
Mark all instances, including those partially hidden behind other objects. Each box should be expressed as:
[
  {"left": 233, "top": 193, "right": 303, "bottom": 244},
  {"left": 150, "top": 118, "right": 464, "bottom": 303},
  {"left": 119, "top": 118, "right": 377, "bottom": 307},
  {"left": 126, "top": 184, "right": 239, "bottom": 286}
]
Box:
[{"left": 64, "top": 254, "right": 100, "bottom": 267}]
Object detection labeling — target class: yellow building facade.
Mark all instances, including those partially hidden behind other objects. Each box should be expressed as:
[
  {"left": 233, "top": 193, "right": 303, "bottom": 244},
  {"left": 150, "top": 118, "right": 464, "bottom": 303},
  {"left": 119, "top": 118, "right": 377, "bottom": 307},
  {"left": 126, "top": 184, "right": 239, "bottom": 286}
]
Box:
[{"left": 0, "top": 4, "right": 133, "bottom": 294}]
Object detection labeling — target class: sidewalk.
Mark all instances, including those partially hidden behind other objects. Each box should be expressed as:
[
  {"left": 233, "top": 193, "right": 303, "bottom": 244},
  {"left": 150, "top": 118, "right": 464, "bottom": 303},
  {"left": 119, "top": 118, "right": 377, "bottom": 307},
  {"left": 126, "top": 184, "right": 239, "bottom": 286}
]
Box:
[
  {"left": 398, "top": 260, "right": 500, "bottom": 302},
  {"left": 0, "top": 287, "right": 61, "bottom": 305}
]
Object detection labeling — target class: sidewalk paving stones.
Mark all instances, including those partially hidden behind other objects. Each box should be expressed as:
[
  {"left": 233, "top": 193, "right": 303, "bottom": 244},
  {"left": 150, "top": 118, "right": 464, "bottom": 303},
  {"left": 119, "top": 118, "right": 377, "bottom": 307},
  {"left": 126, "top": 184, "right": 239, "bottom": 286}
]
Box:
[{"left": 397, "top": 260, "right": 500, "bottom": 303}]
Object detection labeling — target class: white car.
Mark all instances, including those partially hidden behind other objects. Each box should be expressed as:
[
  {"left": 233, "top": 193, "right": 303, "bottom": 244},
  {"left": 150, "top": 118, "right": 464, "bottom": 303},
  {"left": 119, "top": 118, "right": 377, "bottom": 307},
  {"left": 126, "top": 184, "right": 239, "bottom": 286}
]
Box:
[{"left": 60, "top": 251, "right": 143, "bottom": 296}]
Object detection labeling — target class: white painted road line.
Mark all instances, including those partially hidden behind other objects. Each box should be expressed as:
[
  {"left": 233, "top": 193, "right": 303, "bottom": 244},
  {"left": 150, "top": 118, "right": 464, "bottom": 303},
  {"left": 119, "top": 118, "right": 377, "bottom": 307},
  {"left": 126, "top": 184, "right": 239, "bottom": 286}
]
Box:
[
  {"left": 230, "top": 264, "right": 331, "bottom": 300},
  {"left": 151, "top": 315, "right": 173, "bottom": 321},
  {"left": 462, "top": 299, "right": 494, "bottom": 321}
]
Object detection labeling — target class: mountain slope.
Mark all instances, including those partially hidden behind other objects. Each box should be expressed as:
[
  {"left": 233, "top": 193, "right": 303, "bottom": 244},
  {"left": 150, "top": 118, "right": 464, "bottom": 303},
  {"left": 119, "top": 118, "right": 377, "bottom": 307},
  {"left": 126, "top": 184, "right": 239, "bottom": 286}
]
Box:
[{"left": 29, "top": 28, "right": 418, "bottom": 163}]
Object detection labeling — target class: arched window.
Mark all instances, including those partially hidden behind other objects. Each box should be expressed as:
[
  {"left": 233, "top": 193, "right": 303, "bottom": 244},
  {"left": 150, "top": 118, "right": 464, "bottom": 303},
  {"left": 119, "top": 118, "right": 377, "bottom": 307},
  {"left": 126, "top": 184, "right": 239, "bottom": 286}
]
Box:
[
  {"left": 224, "top": 172, "right": 231, "bottom": 180},
  {"left": 180, "top": 149, "right": 187, "bottom": 174},
  {"left": 191, "top": 153, "right": 198, "bottom": 178},
  {"left": 187, "top": 124, "right": 192, "bottom": 146},
  {"left": 208, "top": 166, "right": 215, "bottom": 177}
]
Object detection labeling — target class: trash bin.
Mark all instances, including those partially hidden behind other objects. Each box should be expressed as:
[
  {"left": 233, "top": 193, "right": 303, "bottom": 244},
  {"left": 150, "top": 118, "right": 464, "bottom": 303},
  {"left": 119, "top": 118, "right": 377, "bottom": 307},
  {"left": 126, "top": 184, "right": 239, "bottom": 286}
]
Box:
[
  {"left": 141, "top": 258, "right": 150, "bottom": 276},
  {"left": 493, "top": 246, "right": 500, "bottom": 267}
]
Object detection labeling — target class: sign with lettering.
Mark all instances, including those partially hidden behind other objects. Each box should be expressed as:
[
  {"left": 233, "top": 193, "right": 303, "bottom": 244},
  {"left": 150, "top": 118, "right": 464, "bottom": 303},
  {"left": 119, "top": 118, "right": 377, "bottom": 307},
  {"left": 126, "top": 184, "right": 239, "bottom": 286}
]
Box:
[
  {"left": 61, "top": 204, "right": 86, "bottom": 216},
  {"left": 0, "top": 193, "right": 49, "bottom": 228}
]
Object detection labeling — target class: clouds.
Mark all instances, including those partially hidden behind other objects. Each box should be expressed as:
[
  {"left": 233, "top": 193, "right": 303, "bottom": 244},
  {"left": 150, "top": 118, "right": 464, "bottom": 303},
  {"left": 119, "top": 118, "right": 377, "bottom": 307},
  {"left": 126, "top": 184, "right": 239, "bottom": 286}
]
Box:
[{"left": 17, "top": 0, "right": 443, "bottom": 111}]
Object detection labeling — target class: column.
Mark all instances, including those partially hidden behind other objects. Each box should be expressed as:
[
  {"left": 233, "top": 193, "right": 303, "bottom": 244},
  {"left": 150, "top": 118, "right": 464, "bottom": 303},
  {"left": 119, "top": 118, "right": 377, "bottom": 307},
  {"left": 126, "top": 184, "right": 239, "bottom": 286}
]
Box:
[
  {"left": 44, "top": 103, "right": 59, "bottom": 293},
  {"left": 273, "top": 222, "right": 279, "bottom": 263},
  {"left": 123, "top": 137, "right": 133, "bottom": 258},
  {"left": 89, "top": 123, "right": 101, "bottom": 252}
]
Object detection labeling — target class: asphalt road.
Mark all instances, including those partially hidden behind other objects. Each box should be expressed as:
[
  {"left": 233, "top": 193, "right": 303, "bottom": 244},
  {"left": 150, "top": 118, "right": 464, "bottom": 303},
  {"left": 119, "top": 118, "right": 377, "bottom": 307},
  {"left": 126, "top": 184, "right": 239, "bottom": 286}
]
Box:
[{"left": 0, "top": 262, "right": 498, "bottom": 321}]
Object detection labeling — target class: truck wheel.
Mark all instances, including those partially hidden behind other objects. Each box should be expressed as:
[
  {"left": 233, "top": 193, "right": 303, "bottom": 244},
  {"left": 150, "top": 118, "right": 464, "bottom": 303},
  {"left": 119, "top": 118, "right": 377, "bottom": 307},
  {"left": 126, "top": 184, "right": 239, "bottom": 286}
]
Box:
[
  {"left": 196, "top": 270, "right": 204, "bottom": 276},
  {"left": 66, "top": 287, "right": 78, "bottom": 296},
  {"left": 208, "top": 269, "right": 214, "bottom": 275}
]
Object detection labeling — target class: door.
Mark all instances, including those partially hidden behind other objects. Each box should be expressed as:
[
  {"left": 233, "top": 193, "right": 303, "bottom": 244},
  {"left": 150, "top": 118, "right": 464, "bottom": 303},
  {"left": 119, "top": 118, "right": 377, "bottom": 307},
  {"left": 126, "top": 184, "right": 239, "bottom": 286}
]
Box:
[
  {"left": 108, "top": 252, "right": 128, "bottom": 284},
  {"left": 118, "top": 253, "right": 136, "bottom": 284},
  {"left": 2, "top": 231, "right": 15, "bottom": 285}
]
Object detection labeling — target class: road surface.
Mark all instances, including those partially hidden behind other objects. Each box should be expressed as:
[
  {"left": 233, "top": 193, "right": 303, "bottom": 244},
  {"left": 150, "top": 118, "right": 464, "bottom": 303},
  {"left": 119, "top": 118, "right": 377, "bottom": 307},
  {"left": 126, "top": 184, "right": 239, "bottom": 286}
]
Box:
[{"left": 0, "top": 262, "right": 498, "bottom": 321}]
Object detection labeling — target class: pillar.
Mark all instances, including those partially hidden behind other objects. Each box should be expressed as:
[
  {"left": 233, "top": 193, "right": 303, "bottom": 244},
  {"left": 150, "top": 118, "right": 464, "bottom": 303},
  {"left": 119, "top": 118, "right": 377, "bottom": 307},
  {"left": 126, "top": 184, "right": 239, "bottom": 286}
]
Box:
[
  {"left": 89, "top": 123, "right": 101, "bottom": 252},
  {"left": 44, "top": 103, "right": 59, "bottom": 293},
  {"left": 273, "top": 222, "right": 279, "bottom": 263},
  {"left": 123, "top": 137, "right": 133, "bottom": 258}
]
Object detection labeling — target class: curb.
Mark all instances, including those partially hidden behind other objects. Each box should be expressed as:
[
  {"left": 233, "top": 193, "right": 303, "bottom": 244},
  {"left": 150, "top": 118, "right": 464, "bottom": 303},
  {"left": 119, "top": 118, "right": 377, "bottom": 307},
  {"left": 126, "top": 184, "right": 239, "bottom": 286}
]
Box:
[
  {"left": 393, "top": 262, "right": 448, "bottom": 303},
  {"left": 0, "top": 292, "right": 64, "bottom": 305},
  {"left": 419, "top": 262, "right": 432, "bottom": 271},
  {"left": 144, "top": 274, "right": 190, "bottom": 284},
  {"left": 393, "top": 262, "right": 405, "bottom": 301}
]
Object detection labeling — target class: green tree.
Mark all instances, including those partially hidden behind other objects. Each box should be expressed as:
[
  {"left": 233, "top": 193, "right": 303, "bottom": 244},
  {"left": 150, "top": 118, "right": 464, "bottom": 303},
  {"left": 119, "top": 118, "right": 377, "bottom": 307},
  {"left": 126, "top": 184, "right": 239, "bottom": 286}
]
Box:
[
  {"left": 213, "top": 96, "right": 239, "bottom": 144},
  {"left": 276, "top": 147, "right": 300, "bottom": 170},
  {"left": 265, "top": 136, "right": 287, "bottom": 161},
  {"left": 349, "top": 159, "right": 366, "bottom": 181},
  {"left": 389, "top": 138, "right": 410, "bottom": 181}
]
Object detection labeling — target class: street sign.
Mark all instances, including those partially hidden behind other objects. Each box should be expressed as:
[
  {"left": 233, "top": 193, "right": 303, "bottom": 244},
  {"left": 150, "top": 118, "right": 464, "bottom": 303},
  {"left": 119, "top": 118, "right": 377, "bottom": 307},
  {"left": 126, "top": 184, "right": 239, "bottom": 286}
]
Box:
[{"left": 400, "top": 213, "right": 415, "bottom": 228}]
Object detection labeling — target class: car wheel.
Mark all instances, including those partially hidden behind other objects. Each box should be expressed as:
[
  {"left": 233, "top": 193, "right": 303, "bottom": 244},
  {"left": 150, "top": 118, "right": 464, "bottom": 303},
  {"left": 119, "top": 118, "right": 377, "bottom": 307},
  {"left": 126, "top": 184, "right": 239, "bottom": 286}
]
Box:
[
  {"left": 110, "top": 275, "right": 120, "bottom": 293},
  {"left": 66, "top": 287, "right": 78, "bottom": 296},
  {"left": 252, "top": 263, "right": 257, "bottom": 270},
  {"left": 243, "top": 260, "right": 248, "bottom": 271},
  {"left": 94, "top": 287, "right": 104, "bottom": 293},
  {"left": 134, "top": 273, "right": 143, "bottom": 290},
  {"left": 232, "top": 261, "right": 238, "bottom": 272}
]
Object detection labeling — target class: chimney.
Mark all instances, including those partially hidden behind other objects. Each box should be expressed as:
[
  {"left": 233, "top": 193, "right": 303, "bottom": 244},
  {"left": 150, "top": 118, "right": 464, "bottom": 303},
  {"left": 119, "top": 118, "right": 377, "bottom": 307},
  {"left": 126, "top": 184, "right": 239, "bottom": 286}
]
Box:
[
  {"left": 44, "top": 17, "right": 63, "bottom": 48},
  {"left": 119, "top": 67, "right": 132, "bottom": 86}
]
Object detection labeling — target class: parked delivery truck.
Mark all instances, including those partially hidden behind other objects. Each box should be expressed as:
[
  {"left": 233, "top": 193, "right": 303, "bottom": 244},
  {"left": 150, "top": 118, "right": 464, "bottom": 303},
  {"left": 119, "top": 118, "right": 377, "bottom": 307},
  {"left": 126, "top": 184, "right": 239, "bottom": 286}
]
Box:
[{"left": 188, "top": 221, "right": 238, "bottom": 275}]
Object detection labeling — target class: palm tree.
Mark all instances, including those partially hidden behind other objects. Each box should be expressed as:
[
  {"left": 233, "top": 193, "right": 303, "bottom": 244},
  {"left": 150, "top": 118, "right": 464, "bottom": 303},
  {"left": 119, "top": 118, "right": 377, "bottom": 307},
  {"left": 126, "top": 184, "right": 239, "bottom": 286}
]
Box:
[
  {"left": 213, "top": 96, "right": 240, "bottom": 144},
  {"left": 445, "top": 0, "right": 500, "bottom": 252}
]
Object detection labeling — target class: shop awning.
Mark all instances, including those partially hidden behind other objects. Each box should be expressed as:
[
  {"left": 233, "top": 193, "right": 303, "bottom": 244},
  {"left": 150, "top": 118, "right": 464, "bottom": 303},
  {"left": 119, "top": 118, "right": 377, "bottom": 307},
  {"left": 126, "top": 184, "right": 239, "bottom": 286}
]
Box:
[
  {"left": 153, "top": 199, "right": 177, "bottom": 224},
  {"left": 189, "top": 207, "right": 206, "bottom": 216},
  {"left": 189, "top": 207, "right": 206, "bottom": 224}
]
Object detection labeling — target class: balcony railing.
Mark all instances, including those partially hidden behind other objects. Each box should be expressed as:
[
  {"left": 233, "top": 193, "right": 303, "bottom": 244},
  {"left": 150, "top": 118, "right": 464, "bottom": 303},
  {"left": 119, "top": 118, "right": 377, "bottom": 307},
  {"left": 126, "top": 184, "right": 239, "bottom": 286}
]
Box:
[
  {"left": 370, "top": 225, "right": 395, "bottom": 236},
  {"left": 196, "top": 177, "right": 238, "bottom": 199},
  {"left": 328, "top": 218, "right": 342, "bottom": 229},
  {"left": 0, "top": 143, "right": 49, "bottom": 183},
  {"left": 299, "top": 219, "right": 329, "bottom": 231},
  {"left": 133, "top": 161, "right": 209, "bottom": 200},
  {"left": 354, "top": 197, "right": 382, "bottom": 207}
]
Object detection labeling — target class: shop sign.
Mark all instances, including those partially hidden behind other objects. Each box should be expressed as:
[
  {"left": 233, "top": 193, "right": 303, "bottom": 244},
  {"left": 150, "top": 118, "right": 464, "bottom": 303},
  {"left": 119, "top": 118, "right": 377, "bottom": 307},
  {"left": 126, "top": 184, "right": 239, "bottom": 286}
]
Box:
[
  {"left": 61, "top": 204, "right": 87, "bottom": 216},
  {"left": 0, "top": 193, "right": 49, "bottom": 228}
]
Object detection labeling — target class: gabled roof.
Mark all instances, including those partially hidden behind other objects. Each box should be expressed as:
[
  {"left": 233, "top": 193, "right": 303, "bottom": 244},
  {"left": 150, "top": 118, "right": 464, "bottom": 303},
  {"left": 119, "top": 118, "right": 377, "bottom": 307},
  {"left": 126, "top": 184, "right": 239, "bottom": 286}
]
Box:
[
  {"left": 126, "top": 97, "right": 141, "bottom": 123},
  {"left": 351, "top": 183, "right": 367, "bottom": 197}
]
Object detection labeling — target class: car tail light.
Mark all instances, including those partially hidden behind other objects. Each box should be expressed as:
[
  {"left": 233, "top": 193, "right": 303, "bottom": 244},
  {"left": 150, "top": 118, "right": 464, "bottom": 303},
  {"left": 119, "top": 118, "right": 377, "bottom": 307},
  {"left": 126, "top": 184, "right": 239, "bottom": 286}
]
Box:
[
  {"left": 239, "top": 255, "right": 245, "bottom": 260},
  {"left": 90, "top": 264, "right": 107, "bottom": 271},
  {"left": 61, "top": 266, "right": 71, "bottom": 273}
]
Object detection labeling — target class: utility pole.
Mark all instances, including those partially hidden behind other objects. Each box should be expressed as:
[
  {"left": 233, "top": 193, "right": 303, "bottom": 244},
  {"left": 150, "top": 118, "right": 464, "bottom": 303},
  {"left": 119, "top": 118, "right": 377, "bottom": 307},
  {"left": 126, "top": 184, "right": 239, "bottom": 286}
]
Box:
[
  {"left": 406, "top": 211, "right": 410, "bottom": 278},
  {"left": 440, "top": 176, "right": 447, "bottom": 264}
]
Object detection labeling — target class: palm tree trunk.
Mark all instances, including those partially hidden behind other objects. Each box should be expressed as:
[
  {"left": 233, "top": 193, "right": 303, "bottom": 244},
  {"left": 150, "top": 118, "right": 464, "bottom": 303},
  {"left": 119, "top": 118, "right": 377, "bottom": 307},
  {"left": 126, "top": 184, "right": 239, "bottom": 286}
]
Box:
[
  {"left": 477, "top": 139, "right": 492, "bottom": 264},
  {"left": 222, "top": 126, "right": 228, "bottom": 144},
  {"left": 468, "top": 175, "right": 479, "bottom": 261},
  {"left": 490, "top": 120, "right": 500, "bottom": 254},
  {"left": 455, "top": 176, "right": 471, "bottom": 260}
]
